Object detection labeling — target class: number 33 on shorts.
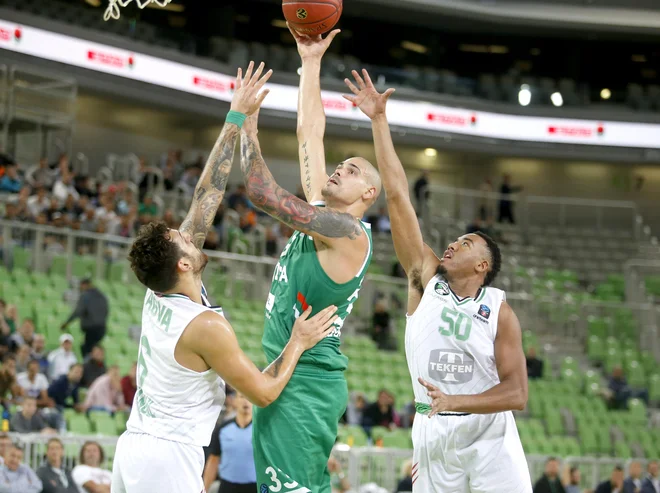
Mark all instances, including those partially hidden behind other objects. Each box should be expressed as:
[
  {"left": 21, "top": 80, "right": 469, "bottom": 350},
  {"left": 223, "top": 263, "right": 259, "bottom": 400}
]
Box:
[{"left": 261, "top": 466, "right": 311, "bottom": 493}]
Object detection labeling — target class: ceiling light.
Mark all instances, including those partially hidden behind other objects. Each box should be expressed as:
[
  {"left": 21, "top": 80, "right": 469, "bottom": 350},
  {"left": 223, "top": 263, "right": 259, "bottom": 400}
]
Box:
[
  {"left": 600, "top": 88, "right": 611, "bottom": 100},
  {"left": 489, "top": 45, "right": 508, "bottom": 54},
  {"left": 401, "top": 41, "right": 428, "bottom": 54},
  {"left": 632, "top": 54, "right": 647, "bottom": 63},
  {"left": 424, "top": 148, "right": 437, "bottom": 157},
  {"left": 518, "top": 84, "right": 531, "bottom": 106},
  {"left": 551, "top": 92, "right": 563, "bottom": 107}
]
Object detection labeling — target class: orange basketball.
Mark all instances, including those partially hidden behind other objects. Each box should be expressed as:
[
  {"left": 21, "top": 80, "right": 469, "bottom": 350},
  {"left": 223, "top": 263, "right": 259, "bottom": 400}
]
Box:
[{"left": 283, "top": 0, "right": 343, "bottom": 35}]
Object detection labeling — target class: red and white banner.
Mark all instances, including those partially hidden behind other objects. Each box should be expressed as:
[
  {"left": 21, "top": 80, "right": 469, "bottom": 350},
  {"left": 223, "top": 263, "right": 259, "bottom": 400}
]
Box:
[{"left": 1, "top": 18, "right": 659, "bottom": 149}]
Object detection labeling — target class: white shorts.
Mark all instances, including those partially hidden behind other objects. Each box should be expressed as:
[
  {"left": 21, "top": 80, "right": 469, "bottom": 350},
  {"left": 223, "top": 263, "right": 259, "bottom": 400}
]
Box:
[
  {"left": 111, "top": 431, "right": 205, "bottom": 493},
  {"left": 412, "top": 411, "right": 532, "bottom": 493}
]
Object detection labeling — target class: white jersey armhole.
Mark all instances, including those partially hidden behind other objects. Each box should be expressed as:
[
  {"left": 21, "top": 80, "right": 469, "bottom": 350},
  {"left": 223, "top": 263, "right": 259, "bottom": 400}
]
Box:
[{"left": 172, "top": 308, "right": 225, "bottom": 377}]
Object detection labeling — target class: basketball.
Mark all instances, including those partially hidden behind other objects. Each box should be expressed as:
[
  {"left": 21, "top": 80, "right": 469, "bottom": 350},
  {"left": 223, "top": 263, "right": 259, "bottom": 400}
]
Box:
[{"left": 283, "top": 0, "right": 343, "bottom": 35}]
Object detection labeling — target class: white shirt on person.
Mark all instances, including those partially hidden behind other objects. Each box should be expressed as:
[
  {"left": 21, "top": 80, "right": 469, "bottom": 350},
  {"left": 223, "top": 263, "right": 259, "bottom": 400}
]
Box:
[
  {"left": 47, "top": 348, "right": 78, "bottom": 381},
  {"left": 16, "top": 372, "right": 49, "bottom": 399},
  {"left": 71, "top": 465, "right": 112, "bottom": 490}
]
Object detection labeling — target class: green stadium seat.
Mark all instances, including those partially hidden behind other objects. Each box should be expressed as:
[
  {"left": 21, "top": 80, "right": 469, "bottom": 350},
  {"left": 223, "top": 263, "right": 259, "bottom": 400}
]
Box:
[
  {"left": 587, "top": 335, "right": 605, "bottom": 362},
  {"left": 628, "top": 398, "right": 647, "bottom": 422},
  {"left": 338, "top": 425, "right": 368, "bottom": 447},
  {"left": 649, "top": 374, "right": 660, "bottom": 403},
  {"left": 545, "top": 410, "right": 564, "bottom": 436},
  {"left": 69, "top": 414, "right": 92, "bottom": 434}
]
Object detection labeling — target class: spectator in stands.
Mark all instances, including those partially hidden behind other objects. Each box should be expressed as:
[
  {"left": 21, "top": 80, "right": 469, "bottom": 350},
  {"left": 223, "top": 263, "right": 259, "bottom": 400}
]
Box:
[
  {"left": 47, "top": 363, "right": 83, "bottom": 411},
  {"left": 0, "top": 354, "right": 23, "bottom": 409},
  {"left": 228, "top": 184, "right": 248, "bottom": 210},
  {"left": 30, "top": 158, "right": 55, "bottom": 190},
  {"left": 16, "top": 359, "right": 51, "bottom": 407},
  {"left": 526, "top": 347, "right": 544, "bottom": 380},
  {"left": 595, "top": 465, "right": 624, "bottom": 493},
  {"left": 9, "top": 396, "right": 56, "bottom": 434},
  {"left": 80, "top": 206, "right": 98, "bottom": 232},
  {"left": 394, "top": 459, "right": 413, "bottom": 493},
  {"left": 533, "top": 457, "right": 566, "bottom": 493},
  {"left": 72, "top": 441, "right": 112, "bottom": 493},
  {"left": 371, "top": 300, "right": 392, "bottom": 351},
  {"left": 82, "top": 365, "right": 126, "bottom": 414},
  {"left": 14, "top": 344, "right": 32, "bottom": 374},
  {"left": 478, "top": 178, "right": 494, "bottom": 221},
  {"left": 328, "top": 456, "right": 350, "bottom": 493},
  {"left": 44, "top": 197, "right": 61, "bottom": 223},
  {"left": 117, "top": 214, "right": 135, "bottom": 238},
  {"left": 368, "top": 207, "right": 390, "bottom": 233},
  {"left": 52, "top": 172, "right": 79, "bottom": 203},
  {"left": 9, "top": 318, "right": 35, "bottom": 351},
  {"left": 413, "top": 171, "right": 429, "bottom": 214},
  {"left": 14, "top": 187, "right": 32, "bottom": 220},
  {"left": 608, "top": 366, "right": 633, "bottom": 410},
  {"left": 27, "top": 185, "right": 50, "bottom": 218},
  {"left": 36, "top": 437, "right": 79, "bottom": 493},
  {"left": 203, "top": 229, "right": 221, "bottom": 251},
  {"left": 30, "top": 334, "right": 48, "bottom": 374},
  {"left": 642, "top": 461, "right": 659, "bottom": 493},
  {"left": 0, "top": 163, "right": 22, "bottom": 193},
  {"left": 624, "top": 461, "right": 643, "bottom": 493},
  {"left": 80, "top": 345, "right": 107, "bottom": 388},
  {"left": 0, "top": 433, "right": 11, "bottom": 465},
  {"left": 236, "top": 202, "right": 257, "bottom": 232},
  {"left": 120, "top": 362, "right": 137, "bottom": 407},
  {"left": 116, "top": 188, "right": 135, "bottom": 216},
  {"left": 47, "top": 334, "right": 77, "bottom": 381},
  {"left": 0, "top": 443, "right": 43, "bottom": 492},
  {"left": 59, "top": 194, "right": 83, "bottom": 222},
  {"left": 138, "top": 194, "right": 158, "bottom": 218},
  {"left": 345, "top": 392, "right": 367, "bottom": 426},
  {"left": 61, "top": 279, "right": 108, "bottom": 358},
  {"left": 498, "top": 174, "right": 523, "bottom": 224},
  {"left": 563, "top": 465, "right": 581, "bottom": 493},
  {"left": 95, "top": 195, "right": 120, "bottom": 235},
  {"left": 203, "top": 391, "right": 256, "bottom": 493},
  {"left": 362, "top": 389, "right": 399, "bottom": 431}
]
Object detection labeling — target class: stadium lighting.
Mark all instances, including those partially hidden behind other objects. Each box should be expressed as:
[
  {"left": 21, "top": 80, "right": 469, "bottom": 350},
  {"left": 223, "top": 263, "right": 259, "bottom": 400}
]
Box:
[
  {"left": 424, "top": 148, "right": 437, "bottom": 157},
  {"left": 601, "top": 88, "right": 612, "bottom": 100},
  {"left": 401, "top": 41, "right": 428, "bottom": 54},
  {"left": 85, "top": 0, "right": 101, "bottom": 6},
  {"left": 551, "top": 92, "right": 563, "bottom": 107},
  {"left": 518, "top": 85, "right": 531, "bottom": 107}
]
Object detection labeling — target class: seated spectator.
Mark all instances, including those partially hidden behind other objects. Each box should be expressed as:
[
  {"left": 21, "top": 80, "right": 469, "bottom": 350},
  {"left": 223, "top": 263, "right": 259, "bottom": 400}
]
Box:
[
  {"left": 595, "top": 465, "right": 624, "bottom": 493},
  {"left": 362, "top": 389, "right": 399, "bottom": 430},
  {"left": 30, "top": 334, "right": 48, "bottom": 375},
  {"left": 328, "top": 456, "right": 350, "bottom": 493},
  {"left": 642, "top": 461, "right": 659, "bottom": 493},
  {"left": 0, "top": 354, "right": 23, "bottom": 409},
  {"left": 228, "top": 184, "right": 248, "bottom": 210},
  {"left": 30, "top": 158, "right": 55, "bottom": 189},
  {"left": 48, "top": 334, "right": 78, "bottom": 381},
  {"left": 394, "top": 459, "right": 413, "bottom": 493},
  {"left": 0, "top": 443, "right": 43, "bottom": 492},
  {"left": 138, "top": 194, "right": 158, "bottom": 218},
  {"left": 14, "top": 186, "right": 32, "bottom": 220},
  {"left": 52, "top": 172, "right": 79, "bottom": 203},
  {"left": 116, "top": 188, "right": 135, "bottom": 216},
  {"left": 9, "top": 396, "right": 57, "bottom": 435},
  {"left": 533, "top": 457, "right": 566, "bottom": 493},
  {"left": 0, "top": 163, "right": 22, "bottom": 193},
  {"left": 83, "top": 366, "right": 126, "bottom": 413},
  {"left": 371, "top": 300, "right": 392, "bottom": 351},
  {"left": 48, "top": 364, "right": 83, "bottom": 411},
  {"left": 72, "top": 441, "right": 112, "bottom": 493},
  {"left": 526, "top": 347, "right": 544, "bottom": 380},
  {"left": 14, "top": 344, "right": 32, "bottom": 374},
  {"left": 608, "top": 366, "right": 636, "bottom": 410},
  {"left": 36, "top": 437, "right": 79, "bottom": 493},
  {"left": 203, "top": 229, "right": 220, "bottom": 251},
  {"left": 60, "top": 194, "right": 83, "bottom": 222},
  {"left": 74, "top": 176, "right": 96, "bottom": 200},
  {"left": 120, "top": 363, "right": 137, "bottom": 408},
  {"left": 44, "top": 197, "right": 62, "bottom": 222},
  {"left": 16, "top": 359, "right": 52, "bottom": 407},
  {"left": 81, "top": 345, "right": 107, "bottom": 388},
  {"left": 236, "top": 202, "right": 257, "bottom": 232},
  {"left": 27, "top": 186, "right": 49, "bottom": 218},
  {"left": 620, "top": 462, "right": 642, "bottom": 493},
  {"left": 9, "top": 318, "right": 36, "bottom": 351},
  {"left": 80, "top": 206, "right": 98, "bottom": 233},
  {"left": 563, "top": 465, "right": 581, "bottom": 493},
  {"left": 344, "top": 392, "right": 367, "bottom": 426},
  {"left": 0, "top": 433, "right": 11, "bottom": 465}
]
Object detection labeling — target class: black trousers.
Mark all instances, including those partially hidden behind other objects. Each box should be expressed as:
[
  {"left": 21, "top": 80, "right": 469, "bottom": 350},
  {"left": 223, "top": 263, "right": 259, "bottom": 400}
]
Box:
[
  {"left": 81, "top": 326, "right": 106, "bottom": 357},
  {"left": 218, "top": 480, "right": 257, "bottom": 493}
]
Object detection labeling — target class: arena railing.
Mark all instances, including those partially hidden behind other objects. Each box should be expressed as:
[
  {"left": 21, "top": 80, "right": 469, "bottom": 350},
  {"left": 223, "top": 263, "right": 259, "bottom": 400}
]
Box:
[{"left": 8, "top": 432, "right": 645, "bottom": 491}]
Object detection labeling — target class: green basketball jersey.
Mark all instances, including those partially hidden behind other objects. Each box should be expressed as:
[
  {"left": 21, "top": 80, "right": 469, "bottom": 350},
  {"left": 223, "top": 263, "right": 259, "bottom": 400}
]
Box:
[{"left": 262, "top": 209, "right": 372, "bottom": 372}]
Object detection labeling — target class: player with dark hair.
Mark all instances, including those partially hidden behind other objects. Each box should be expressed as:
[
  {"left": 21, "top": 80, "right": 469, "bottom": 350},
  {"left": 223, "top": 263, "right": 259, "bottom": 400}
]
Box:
[
  {"left": 345, "top": 69, "right": 532, "bottom": 493},
  {"left": 112, "top": 62, "right": 339, "bottom": 493}
]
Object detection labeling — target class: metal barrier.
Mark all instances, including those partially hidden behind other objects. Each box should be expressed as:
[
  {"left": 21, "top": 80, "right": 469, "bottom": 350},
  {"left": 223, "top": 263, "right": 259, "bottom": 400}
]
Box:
[{"left": 7, "top": 432, "right": 645, "bottom": 491}]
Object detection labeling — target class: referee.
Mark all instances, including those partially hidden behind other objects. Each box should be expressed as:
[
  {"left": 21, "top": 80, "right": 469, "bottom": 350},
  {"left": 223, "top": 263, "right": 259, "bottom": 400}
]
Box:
[{"left": 203, "top": 392, "right": 256, "bottom": 493}]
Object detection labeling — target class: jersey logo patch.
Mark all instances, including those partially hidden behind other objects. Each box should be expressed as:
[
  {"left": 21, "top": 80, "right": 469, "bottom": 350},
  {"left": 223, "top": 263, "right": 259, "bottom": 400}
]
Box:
[
  {"left": 434, "top": 281, "right": 449, "bottom": 296},
  {"left": 428, "top": 349, "right": 475, "bottom": 384},
  {"left": 477, "top": 304, "right": 491, "bottom": 319}
]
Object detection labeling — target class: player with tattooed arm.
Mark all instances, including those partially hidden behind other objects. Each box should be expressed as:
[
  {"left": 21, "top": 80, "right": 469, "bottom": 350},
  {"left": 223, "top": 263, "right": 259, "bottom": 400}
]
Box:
[
  {"left": 110, "top": 62, "right": 339, "bottom": 493},
  {"left": 239, "top": 29, "right": 382, "bottom": 493}
]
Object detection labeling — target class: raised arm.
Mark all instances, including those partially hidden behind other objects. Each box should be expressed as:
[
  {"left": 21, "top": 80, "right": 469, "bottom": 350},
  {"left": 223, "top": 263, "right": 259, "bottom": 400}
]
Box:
[
  {"left": 179, "top": 62, "right": 272, "bottom": 248},
  {"left": 344, "top": 70, "right": 437, "bottom": 300},
  {"left": 419, "top": 302, "right": 528, "bottom": 415},
  {"left": 289, "top": 25, "right": 340, "bottom": 202},
  {"left": 240, "top": 111, "right": 364, "bottom": 244},
  {"left": 188, "top": 306, "right": 337, "bottom": 407}
]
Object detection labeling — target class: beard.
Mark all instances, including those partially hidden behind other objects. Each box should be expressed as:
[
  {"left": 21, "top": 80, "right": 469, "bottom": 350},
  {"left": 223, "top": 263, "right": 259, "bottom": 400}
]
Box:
[{"left": 436, "top": 263, "right": 450, "bottom": 281}]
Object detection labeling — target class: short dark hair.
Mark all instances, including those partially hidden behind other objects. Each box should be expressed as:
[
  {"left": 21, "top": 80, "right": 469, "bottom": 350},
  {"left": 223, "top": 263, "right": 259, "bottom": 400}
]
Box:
[
  {"left": 474, "top": 231, "right": 501, "bottom": 287},
  {"left": 546, "top": 457, "right": 558, "bottom": 463},
  {"left": 128, "top": 221, "right": 183, "bottom": 293},
  {"left": 27, "top": 359, "right": 39, "bottom": 368},
  {"left": 79, "top": 441, "right": 104, "bottom": 465},
  {"left": 47, "top": 437, "right": 63, "bottom": 448}
]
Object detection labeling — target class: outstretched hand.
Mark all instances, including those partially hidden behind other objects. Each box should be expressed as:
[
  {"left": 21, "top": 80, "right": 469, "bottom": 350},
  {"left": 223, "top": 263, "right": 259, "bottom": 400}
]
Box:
[
  {"left": 418, "top": 377, "right": 451, "bottom": 417},
  {"left": 343, "top": 69, "right": 395, "bottom": 120},
  {"left": 288, "top": 23, "right": 340, "bottom": 61},
  {"left": 230, "top": 61, "right": 272, "bottom": 116}
]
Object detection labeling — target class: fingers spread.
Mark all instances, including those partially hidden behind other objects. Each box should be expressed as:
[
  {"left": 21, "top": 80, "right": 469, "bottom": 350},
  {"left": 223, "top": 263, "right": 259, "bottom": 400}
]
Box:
[{"left": 344, "top": 78, "right": 360, "bottom": 95}]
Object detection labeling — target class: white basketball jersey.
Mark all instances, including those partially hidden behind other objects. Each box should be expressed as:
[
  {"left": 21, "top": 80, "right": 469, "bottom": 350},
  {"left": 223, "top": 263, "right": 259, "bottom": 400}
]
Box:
[
  {"left": 126, "top": 289, "right": 226, "bottom": 447},
  {"left": 406, "top": 275, "right": 506, "bottom": 409}
]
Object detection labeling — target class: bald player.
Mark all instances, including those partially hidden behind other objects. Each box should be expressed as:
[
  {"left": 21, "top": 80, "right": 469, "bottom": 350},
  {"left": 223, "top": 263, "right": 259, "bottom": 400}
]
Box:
[
  {"left": 345, "top": 68, "right": 531, "bottom": 493},
  {"left": 237, "top": 30, "right": 381, "bottom": 493}
]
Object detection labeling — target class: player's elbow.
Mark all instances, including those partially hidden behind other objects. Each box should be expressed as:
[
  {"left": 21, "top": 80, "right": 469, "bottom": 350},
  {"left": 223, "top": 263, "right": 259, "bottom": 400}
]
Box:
[
  {"left": 512, "top": 385, "right": 528, "bottom": 411},
  {"left": 253, "top": 393, "right": 274, "bottom": 408}
]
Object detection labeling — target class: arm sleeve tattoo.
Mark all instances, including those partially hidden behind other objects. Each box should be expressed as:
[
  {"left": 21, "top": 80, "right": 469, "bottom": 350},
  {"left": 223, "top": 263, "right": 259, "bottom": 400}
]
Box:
[
  {"left": 240, "top": 131, "right": 363, "bottom": 240},
  {"left": 179, "top": 123, "right": 239, "bottom": 249}
]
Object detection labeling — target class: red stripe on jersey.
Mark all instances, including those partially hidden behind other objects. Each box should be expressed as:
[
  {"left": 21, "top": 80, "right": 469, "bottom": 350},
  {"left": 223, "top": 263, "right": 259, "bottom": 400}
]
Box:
[{"left": 297, "top": 292, "right": 309, "bottom": 311}]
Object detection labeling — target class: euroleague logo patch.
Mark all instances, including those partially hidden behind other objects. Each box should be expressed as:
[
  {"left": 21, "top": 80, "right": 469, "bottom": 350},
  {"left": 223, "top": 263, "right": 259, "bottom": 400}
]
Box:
[
  {"left": 296, "top": 8, "right": 307, "bottom": 19},
  {"left": 474, "top": 304, "right": 490, "bottom": 323},
  {"left": 260, "top": 484, "right": 269, "bottom": 493},
  {"left": 434, "top": 281, "right": 449, "bottom": 296}
]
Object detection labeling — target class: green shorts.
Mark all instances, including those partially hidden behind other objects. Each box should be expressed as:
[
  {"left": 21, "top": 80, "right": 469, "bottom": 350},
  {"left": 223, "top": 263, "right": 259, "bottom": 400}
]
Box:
[{"left": 252, "top": 368, "right": 348, "bottom": 493}]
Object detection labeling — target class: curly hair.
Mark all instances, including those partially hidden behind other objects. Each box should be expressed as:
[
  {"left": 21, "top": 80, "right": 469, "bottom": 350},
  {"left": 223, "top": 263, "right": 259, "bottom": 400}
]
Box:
[
  {"left": 128, "top": 221, "right": 182, "bottom": 293},
  {"left": 474, "top": 231, "right": 502, "bottom": 287}
]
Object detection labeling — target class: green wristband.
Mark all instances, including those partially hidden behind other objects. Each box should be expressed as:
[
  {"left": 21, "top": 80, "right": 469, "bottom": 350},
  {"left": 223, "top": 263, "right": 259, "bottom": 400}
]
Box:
[{"left": 226, "top": 110, "right": 247, "bottom": 128}]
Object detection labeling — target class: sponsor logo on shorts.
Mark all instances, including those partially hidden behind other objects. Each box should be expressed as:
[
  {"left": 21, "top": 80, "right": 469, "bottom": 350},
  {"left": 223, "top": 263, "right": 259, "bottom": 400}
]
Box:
[
  {"left": 434, "top": 281, "right": 449, "bottom": 296},
  {"left": 428, "top": 349, "right": 475, "bottom": 384}
]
